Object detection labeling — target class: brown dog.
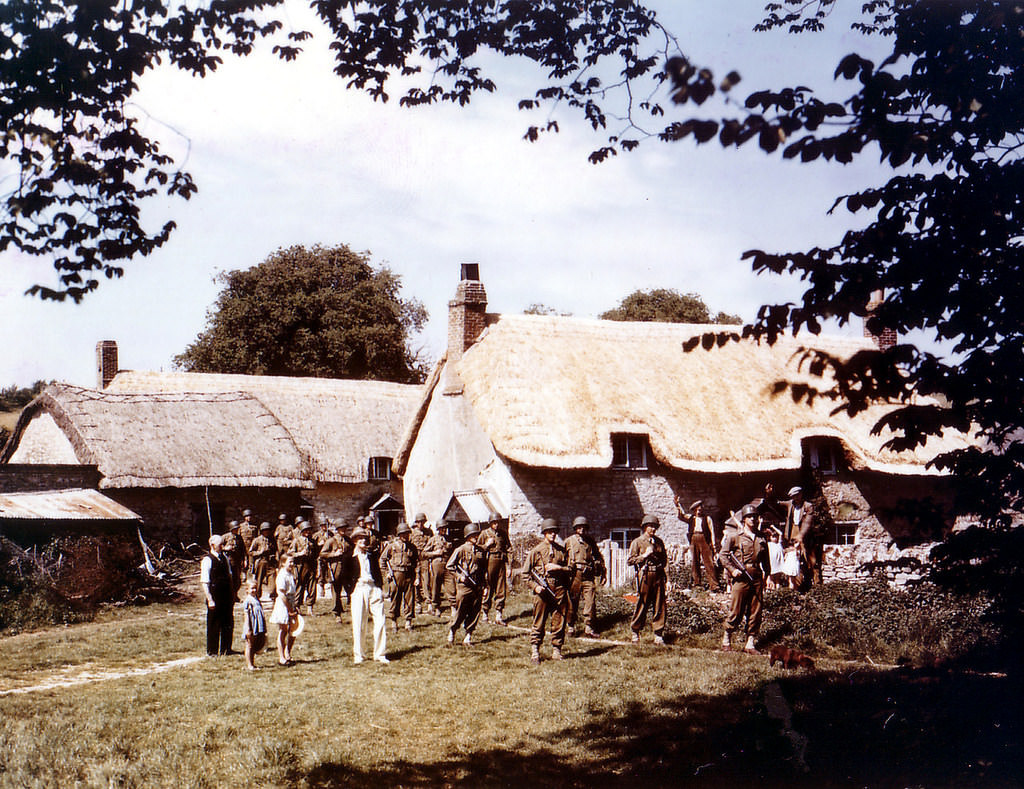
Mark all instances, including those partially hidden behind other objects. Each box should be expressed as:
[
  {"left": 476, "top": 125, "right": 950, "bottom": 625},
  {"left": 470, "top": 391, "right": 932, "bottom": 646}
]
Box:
[{"left": 768, "top": 645, "right": 815, "bottom": 670}]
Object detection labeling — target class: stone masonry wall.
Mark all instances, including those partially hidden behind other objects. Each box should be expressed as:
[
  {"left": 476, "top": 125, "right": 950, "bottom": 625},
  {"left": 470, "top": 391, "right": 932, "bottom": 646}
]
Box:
[{"left": 0, "top": 464, "right": 101, "bottom": 493}]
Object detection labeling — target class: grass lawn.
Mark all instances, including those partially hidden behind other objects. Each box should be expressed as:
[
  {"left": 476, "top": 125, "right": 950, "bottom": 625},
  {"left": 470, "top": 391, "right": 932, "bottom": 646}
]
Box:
[{"left": 0, "top": 586, "right": 1020, "bottom": 788}]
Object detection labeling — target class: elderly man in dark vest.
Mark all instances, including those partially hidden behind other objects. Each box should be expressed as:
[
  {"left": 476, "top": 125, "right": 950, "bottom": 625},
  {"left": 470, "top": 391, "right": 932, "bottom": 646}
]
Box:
[{"left": 200, "top": 533, "right": 235, "bottom": 656}]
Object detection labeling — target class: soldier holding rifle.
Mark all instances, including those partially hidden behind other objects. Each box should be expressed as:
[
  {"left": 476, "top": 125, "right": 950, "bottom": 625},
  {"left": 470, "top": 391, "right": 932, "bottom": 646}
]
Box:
[
  {"left": 720, "top": 504, "right": 771, "bottom": 654},
  {"left": 525, "top": 518, "right": 571, "bottom": 663},
  {"left": 627, "top": 514, "right": 668, "bottom": 645},
  {"left": 445, "top": 522, "right": 487, "bottom": 646}
]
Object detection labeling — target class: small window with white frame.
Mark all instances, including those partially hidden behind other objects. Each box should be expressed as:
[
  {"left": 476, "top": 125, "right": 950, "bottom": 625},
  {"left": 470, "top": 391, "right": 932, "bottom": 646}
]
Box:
[
  {"left": 828, "top": 521, "right": 858, "bottom": 546},
  {"left": 611, "top": 434, "right": 649, "bottom": 470},
  {"left": 609, "top": 528, "right": 641, "bottom": 550},
  {"left": 368, "top": 456, "right": 393, "bottom": 481}
]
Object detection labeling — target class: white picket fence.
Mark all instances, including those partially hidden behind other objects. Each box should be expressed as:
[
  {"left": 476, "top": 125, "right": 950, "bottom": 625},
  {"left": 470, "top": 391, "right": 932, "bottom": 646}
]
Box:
[{"left": 598, "top": 539, "right": 687, "bottom": 589}]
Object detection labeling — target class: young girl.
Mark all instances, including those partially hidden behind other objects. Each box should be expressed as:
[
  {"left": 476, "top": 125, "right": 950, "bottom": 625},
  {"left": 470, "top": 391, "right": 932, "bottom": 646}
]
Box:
[
  {"left": 242, "top": 580, "right": 267, "bottom": 670},
  {"left": 269, "top": 555, "right": 298, "bottom": 665}
]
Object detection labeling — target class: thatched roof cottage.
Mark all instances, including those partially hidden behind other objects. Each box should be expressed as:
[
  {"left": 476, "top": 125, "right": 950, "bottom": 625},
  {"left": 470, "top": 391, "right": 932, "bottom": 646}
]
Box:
[
  {"left": 396, "top": 267, "right": 969, "bottom": 583},
  {"left": 3, "top": 363, "right": 422, "bottom": 541}
]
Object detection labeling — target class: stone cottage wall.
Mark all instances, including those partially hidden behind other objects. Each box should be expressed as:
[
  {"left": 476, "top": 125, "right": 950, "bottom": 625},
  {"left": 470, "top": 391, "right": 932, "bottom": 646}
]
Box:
[
  {"left": 307, "top": 480, "right": 404, "bottom": 528},
  {"left": 506, "top": 464, "right": 796, "bottom": 546},
  {"left": 0, "top": 464, "right": 101, "bottom": 493},
  {"left": 110, "top": 487, "right": 304, "bottom": 545}
]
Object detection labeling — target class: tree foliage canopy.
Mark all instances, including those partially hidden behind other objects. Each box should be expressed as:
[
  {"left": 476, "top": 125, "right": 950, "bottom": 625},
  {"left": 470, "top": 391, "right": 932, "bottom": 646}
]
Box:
[
  {"left": 174, "top": 245, "right": 427, "bottom": 383},
  {"left": 601, "top": 288, "right": 741, "bottom": 325},
  {"left": 670, "top": 1, "right": 1024, "bottom": 524},
  {"left": 2, "top": 0, "right": 672, "bottom": 301}
]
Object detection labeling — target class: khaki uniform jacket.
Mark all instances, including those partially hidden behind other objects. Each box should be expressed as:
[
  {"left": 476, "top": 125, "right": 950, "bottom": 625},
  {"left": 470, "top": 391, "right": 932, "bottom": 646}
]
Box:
[
  {"left": 478, "top": 527, "right": 510, "bottom": 560},
  {"left": 721, "top": 530, "right": 771, "bottom": 581},
  {"left": 409, "top": 527, "right": 430, "bottom": 557},
  {"left": 380, "top": 539, "right": 418, "bottom": 574},
  {"left": 423, "top": 533, "right": 452, "bottom": 561},
  {"left": 564, "top": 533, "right": 605, "bottom": 577},
  {"left": 274, "top": 524, "right": 293, "bottom": 557},
  {"left": 627, "top": 533, "right": 667, "bottom": 573},
  {"left": 446, "top": 542, "right": 485, "bottom": 588},
  {"left": 249, "top": 534, "right": 274, "bottom": 563},
  {"left": 525, "top": 540, "right": 570, "bottom": 590}
]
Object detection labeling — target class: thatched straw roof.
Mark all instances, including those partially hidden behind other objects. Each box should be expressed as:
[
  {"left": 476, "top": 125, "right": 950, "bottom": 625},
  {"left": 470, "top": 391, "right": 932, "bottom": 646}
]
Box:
[
  {"left": 4, "top": 384, "right": 306, "bottom": 488},
  {"left": 106, "top": 372, "right": 422, "bottom": 483},
  {"left": 416, "top": 314, "right": 967, "bottom": 474}
]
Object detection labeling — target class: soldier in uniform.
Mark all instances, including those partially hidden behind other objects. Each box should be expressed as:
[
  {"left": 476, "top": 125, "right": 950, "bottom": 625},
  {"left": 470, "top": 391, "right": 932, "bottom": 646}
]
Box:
[
  {"left": 319, "top": 524, "right": 352, "bottom": 620},
  {"left": 565, "top": 516, "right": 605, "bottom": 637},
  {"left": 627, "top": 514, "right": 668, "bottom": 644},
  {"left": 222, "top": 521, "right": 245, "bottom": 600},
  {"left": 237, "top": 509, "right": 257, "bottom": 579},
  {"left": 675, "top": 497, "right": 721, "bottom": 592},
  {"left": 445, "top": 522, "right": 487, "bottom": 646},
  {"left": 478, "top": 516, "right": 511, "bottom": 625},
  {"left": 249, "top": 522, "right": 276, "bottom": 600},
  {"left": 423, "top": 519, "right": 452, "bottom": 616},
  {"left": 525, "top": 518, "right": 571, "bottom": 663},
  {"left": 408, "top": 513, "right": 431, "bottom": 613},
  {"left": 273, "top": 513, "right": 294, "bottom": 561},
  {"left": 291, "top": 519, "right": 319, "bottom": 615},
  {"left": 720, "top": 504, "right": 771, "bottom": 653},
  {"left": 784, "top": 486, "right": 822, "bottom": 586},
  {"left": 380, "top": 522, "right": 419, "bottom": 630}
]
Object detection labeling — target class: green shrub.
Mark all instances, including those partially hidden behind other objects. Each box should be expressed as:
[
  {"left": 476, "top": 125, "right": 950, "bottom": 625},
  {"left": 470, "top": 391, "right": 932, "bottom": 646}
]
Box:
[{"left": 759, "top": 574, "right": 1002, "bottom": 668}]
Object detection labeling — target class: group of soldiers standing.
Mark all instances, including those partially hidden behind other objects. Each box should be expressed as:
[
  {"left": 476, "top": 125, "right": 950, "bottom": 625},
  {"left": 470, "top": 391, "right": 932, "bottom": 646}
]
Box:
[{"left": 213, "top": 485, "right": 820, "bottom": 664}]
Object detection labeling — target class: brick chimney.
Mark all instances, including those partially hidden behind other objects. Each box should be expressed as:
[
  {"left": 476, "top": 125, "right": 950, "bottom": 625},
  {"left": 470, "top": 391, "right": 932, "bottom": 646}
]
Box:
[
  {"left": 863, "top": 291, "right": 897, "bottom": 351},
  {"left": 96, "top": 340, "right": 118, "bottom": 389},
  {"left": 443, "top": 265, "right": 487, "bottom": 395},
  {"left": 447, "top": 263, "right": 487, "bottom": 364}
]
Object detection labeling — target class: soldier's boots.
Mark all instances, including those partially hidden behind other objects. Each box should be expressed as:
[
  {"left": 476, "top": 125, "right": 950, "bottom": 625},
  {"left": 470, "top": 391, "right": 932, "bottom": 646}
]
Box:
[
  {"left": 530, "top": 645, "right": 541, "bottom": 664},
  {"left": 584, "top": 628, "right": 598, "bottom": 637},
  {"left": 481, "top": 611, "right": 489, "bottom": 623},
  {"left": 390, "top": 620, "right": 398, "bottom": 633},
  {"left": 551, "top": 647, "right": 563, "bottom": 661},
  {"left": 446, "top": 629, "right": 455, "bottom": 645},
  {"left": 404, "top": 621, "right": 412, "bottom": 631},
  {"left": 494, "top": 612, "right": 505, "bottom": 626},
  {"left": 721, "top": 632, "right": 732, "bottom": 651},
  {"left": 653, "top": 634, "right": 665, "bottom": 645},
  {"left": 463, "top": 633, "right": 472, "bottom": 646},
  {"left": 630, "top": 632, "right": 640, "bottom": 643},
  {"left": 567, "top": 625, "right": 576, "bottom": 637},
  {"left": 744, "top": 636, "right": 757, "bottom": 654}
]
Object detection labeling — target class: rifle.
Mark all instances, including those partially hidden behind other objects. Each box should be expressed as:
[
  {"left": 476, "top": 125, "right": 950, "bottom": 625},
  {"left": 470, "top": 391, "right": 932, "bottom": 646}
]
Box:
[
  {"left": 452, "top": 562, "right": 480, "bottom": 590},
  {"left": 529, "top": 568, "right": 558, "bottom": 604},
  {"left": 721, "top": 551, "right": 757, "bottom": 585}
]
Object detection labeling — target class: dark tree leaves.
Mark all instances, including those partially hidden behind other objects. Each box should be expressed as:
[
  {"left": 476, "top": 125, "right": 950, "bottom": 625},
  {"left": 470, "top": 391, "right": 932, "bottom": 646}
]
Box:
[
  {"left": 173, "top": 244, "right": 427, "bottom": 383},
  {"left": 672, "top": 2, "right": 1024, "bottom": 524},
  {"left": 3, "top": 0, "right": 673, "bottom": 300}
]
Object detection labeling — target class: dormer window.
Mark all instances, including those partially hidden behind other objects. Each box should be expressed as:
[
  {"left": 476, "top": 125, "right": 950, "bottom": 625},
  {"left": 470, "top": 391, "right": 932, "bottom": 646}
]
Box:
[
  {"left": 368, "top": 456, "right": 393, "bottom": 481},
  {"left": 612, "top": 434, "right": 649, "bottom": 470},
  {"left": 805, "top": 438, "right": 841, "bottom": 475}
]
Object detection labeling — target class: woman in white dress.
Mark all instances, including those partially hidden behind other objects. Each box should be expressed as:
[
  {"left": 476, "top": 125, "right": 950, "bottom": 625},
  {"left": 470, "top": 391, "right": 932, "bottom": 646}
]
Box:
[{"left": 270, "top": 554, "right": 298, "bottom": 665}]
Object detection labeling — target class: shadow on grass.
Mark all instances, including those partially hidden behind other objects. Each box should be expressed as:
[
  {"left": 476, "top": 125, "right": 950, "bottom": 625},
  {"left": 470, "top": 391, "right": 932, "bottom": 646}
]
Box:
[{"left": 290, "top": 667, "right": 1023, "bottom": 788}]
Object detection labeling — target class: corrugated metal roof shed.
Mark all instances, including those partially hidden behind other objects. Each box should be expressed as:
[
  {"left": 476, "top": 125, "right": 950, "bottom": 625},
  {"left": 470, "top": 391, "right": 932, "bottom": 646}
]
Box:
[
  {"left": 0, "top": 488, "right": 140, "bottom": 521},
  {"left": 443, "top": 489, "right": 505, "bottom": 524}
]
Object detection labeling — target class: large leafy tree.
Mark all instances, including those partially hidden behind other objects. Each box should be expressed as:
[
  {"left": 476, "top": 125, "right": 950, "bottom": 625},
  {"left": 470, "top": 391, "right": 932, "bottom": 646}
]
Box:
[
  {"left": 1, "top": 0, "right": 673, "bottom": 301},
  {"left": 663, "top": 1, "right": 1024, "bottom": 526},
  {"left": 601, "top": 288, "right": 741, "bottom": 324},
  {"left": 174, "top": 244, "right": 427, "bottom": 383}
]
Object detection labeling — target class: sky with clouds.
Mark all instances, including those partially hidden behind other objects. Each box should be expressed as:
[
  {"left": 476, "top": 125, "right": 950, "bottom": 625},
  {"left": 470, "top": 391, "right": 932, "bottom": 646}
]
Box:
[{"left": 0, "top": 0, "right": 894, "bottom": 388}]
